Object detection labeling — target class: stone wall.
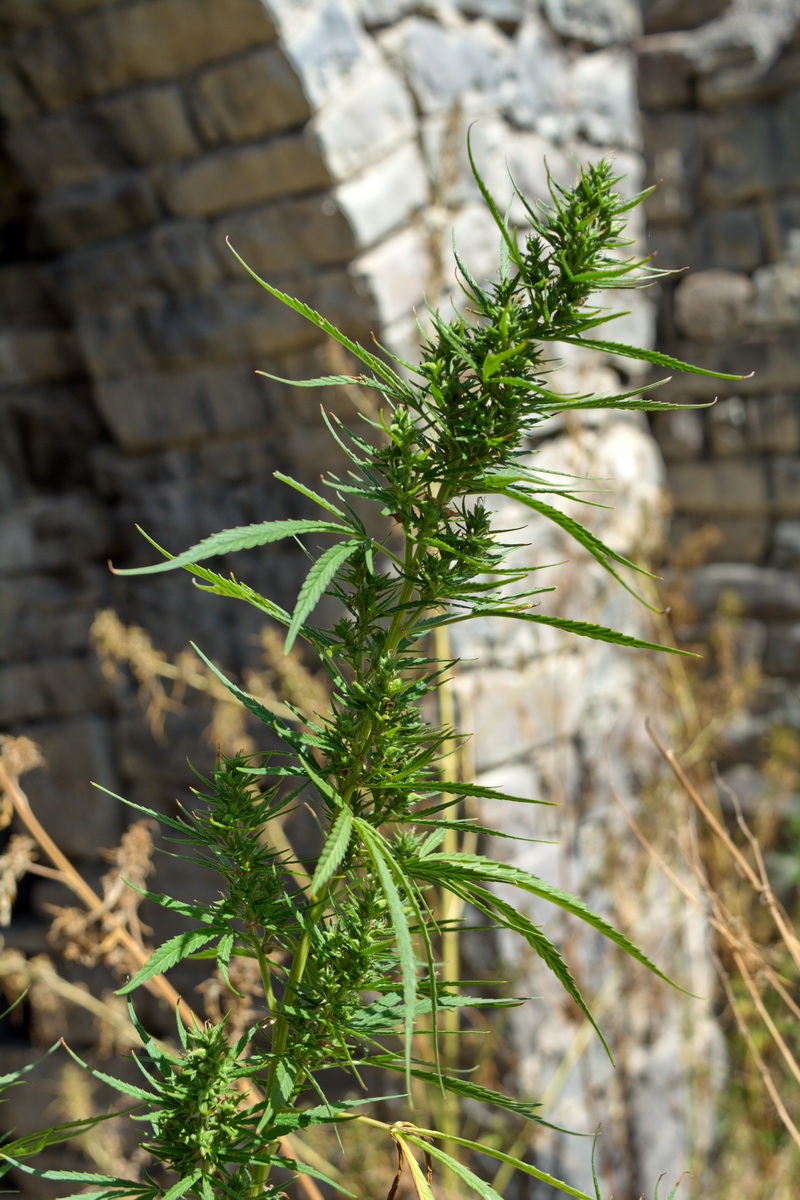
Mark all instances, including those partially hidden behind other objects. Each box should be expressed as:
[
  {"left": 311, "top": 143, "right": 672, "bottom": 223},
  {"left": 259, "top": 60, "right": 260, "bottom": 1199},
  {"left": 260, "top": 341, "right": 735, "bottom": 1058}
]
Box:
[
  {"left": 639, "top": 0, "right": 800, "bottom": 796},
  {"left": 4, "top": 1, "right": 798, "bottom": 1197}
]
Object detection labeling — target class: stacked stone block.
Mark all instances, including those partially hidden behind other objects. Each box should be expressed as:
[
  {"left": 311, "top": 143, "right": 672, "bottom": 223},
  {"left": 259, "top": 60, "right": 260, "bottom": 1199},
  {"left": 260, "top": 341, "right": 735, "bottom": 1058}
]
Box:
[
  {"left": 639, "top": 1, "right": 800, "bottom": 775},
  {"left": 1, "top": 2, "right": 775, "bottom": 1196}
]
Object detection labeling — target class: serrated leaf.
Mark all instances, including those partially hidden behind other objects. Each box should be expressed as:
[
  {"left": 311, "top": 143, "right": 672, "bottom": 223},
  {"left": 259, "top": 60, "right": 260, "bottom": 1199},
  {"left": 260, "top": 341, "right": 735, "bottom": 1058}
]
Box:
[
  {"left": 111, "top": 519, "right": 350, "bottom": 576},
  {"left": 273, "top": 471, "right": 348, "bottom": 518},
  {"left": 116, "top": 928, "right": 218, "bottom": 995},
  {"left": 227, "top": 239, "right": 405, "bottom": 390},
  {"left": 356, "top": 821, "right": 417, "bottom": 1092},
  {"left": 405, "top": 1131, "right": 595, "bottom": 1200},
  {"left": 285, "top": 539, "right": 361, "bottom": 652},
  {"left": 490, "top": 610, "right": 697, "bottom": 656},
  {"left": 310, "top": 805, "right": 353, "bottom": 897},
  {"left": 191, "top": 644, "right": 306, "bottom": 749},
  {"left": 552, "top": 334, "right": 746, "bottom": 379}
]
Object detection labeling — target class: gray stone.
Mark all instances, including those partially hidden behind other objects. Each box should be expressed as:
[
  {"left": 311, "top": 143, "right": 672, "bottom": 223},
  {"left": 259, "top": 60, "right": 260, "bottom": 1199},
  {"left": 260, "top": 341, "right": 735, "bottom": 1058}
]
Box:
[
  {"left": 0, "top": 573, "right": 103, "bottom": 663},
  {"left": 34, "top": 171, "right": 161, "bottom": 250},
  {"left": 96, "top": 84, "right": 200, "bottom": 164},
  {"left": 0, "top": 327, "right": 82, "bottom": 387},
  {"left": 336, "top": 138, "right": 429, "bottom": 248},
  {"left": 685, "top": 0, "right": 798, "bottom": 77},
  {"left": 189, "top": 46, "right": 311, "bottom": 147},
  {"left": 764, "top": 623, "right": 800, "bottom": 677},
  {"left": 379, "top": 16, "right": 509, "bottom": 116},
  {"left": 76, "top": 278, "right": 330, "bottom": 380},
  {"left": 351, "top": 224, "right": 430, "bottom": 326},
  {"left": 568, "top": 49, "right": 641, "bottom": 148},
  {"left": 688, "top": 562, "right": 800, "bottom": 617},
  {"left": 543, "top": 0, "right": 642, "bottom": 46},
  {"left": 14, "top": 0, "right": 276, "bottom": 110},
  {"left": 771, "top": 519, "right": 800, "bottom": 567},
  {"left": 642, "top": 111, "right": 703, "bottom": 224},
  {"left": 708, "top": 393, "right": 800, "bottom": 456},
  {"left": 669, "top": 458, "right": 769, "bottom": 515},
  {"left": 636, "top": 39, "right": 694, "bottom": 110},
  {"left": 0, "top": 657, "right": 106, "bottom": 724},
  {"left": 0, "top": 262, "right": 58, "bottom": 327},
  {"left": 159, "top": 136, "right": 331, "bottom": 219},
  {"left": 770, "top": 456, "right": 800, "bottom": 516},
  {"left": 2, "top": 384, "right": 103, "bottom": 491},
  {"left": 280, "top": 0, "right": 377, "bottom": 109},
  {"left": 673, "top": 269, "right": 754, "bottom": 341},
  {"left": 688, "top": 206, "right": 764, "bottom": 273},
  {"left": 92, "top": 363, "right": 282, "bottom": 451},
  {"left": 312, "top": 59, "right": 417, "bottom": 178},
  {"left": 641, "top": 0, "right": 731, "bottom": 34},
  {"left": 5, "top": 109, "right": 123, "bottom": 189},
  {"left": 698, "top": 46, "right": 800, "bottom": 108},
  {"left": 651, "top": 407, "right": 705, "bottom": 459},
  {"left": 668, "top": 513, "right": 770, "bottom": 562},
  {"left": 0, "top": 50, "right": 39, "bottom": 124},
  {"left": 219, "top": 195, "right": 355, "bottom": 274},
  {"left": 703, "top": 105, "right": 777, "bottom": 205},
  {"left": 13, "top": 716, "right": 122, "bottom": 859},
  {"left": 0, "top": 495, "right": 115, "bottom": 576},
  {"left": 507, "top": 15, "right": 569, "bottom": 134},
  {"left": 751, "top": 258, "right": 800, "bottom": 328},
  {"left": 54, "top": 219, "right": 226, "bottom": 310}
]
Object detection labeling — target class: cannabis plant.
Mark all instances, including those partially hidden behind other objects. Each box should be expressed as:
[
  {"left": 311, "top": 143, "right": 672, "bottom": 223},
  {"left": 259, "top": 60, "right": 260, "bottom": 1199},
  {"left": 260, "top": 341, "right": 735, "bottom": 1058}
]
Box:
[{"left": 2, "top": 147, "right": 736, "bottom": 1200}]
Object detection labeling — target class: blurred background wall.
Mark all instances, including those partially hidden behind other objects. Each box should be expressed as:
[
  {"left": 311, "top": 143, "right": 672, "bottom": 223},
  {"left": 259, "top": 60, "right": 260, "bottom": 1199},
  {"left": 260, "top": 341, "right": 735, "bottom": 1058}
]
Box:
[{"left": 1, "top": 2, "right": 799, "bottom": 1197}]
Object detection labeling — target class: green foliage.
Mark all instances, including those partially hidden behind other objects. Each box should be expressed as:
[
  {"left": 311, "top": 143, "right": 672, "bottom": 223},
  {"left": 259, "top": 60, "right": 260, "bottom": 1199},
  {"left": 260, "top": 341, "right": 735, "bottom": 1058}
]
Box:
[{"left": 4, "top": 146, "right": 739, "bottom": 1200}]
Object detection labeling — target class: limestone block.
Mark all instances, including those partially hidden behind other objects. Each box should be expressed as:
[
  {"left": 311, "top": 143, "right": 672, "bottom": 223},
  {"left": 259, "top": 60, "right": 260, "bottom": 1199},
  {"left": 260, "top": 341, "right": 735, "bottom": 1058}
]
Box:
[
  {"left": 703, "top": 106, "right": 777, "bottom": 205},
  {"left": 0, "top": 52, "right": 40, "bottom": 124},
  {"left": 772, "top": 519, "right": 800, "bottom": 567},
  {"left": 92, "top": 363, "right": 281, "bottom": 451},
  {"left": 78, "top": 276, "right": 336, "bottom": 381},
  {"left": 568, "top": 48, "right": 641, "bottom": 148},
  {"left": 641, "top": 0, "right": 729, "bottom": 34},
  {"left": 96, "top": 85, "right": 200, "bottom": 164},
  {"left": 687, "top": 206, "right": 764, "bottom": 273},
  {"left": 668, "top": 514, "right": 770, "bottom": 563},
  {"left": 641, "top": 111, "right": 702, "bottom": 224},
  {"left": 379, "top": 15, "right": 510, "bottom": 116},
  {"left": 507, "top": 14, "right": 569, "bottom": 135},
  {"left": 454, "top": 0, "right": 528, "bottom": 20},
  {"left": 189, "top": 46, "right": 311, "bottom": 147},
  {"left": 636, "top": 40, "right": 693, "bottom": 109},
  {"left": 0, "top": 657, "right": 106, "bottom": 724},
  {"left": 55, "top": 219, "right": 226, "bottom": 310},
  {"left": 751, "top": 258, "right": 800, "bottom": 329},
  {"left": 335, "top": 139, "right": 429, "bottom": 248},
  {"left": 709, "top": 394, "right": 800, "bottom": 457},
  {"left": 354, "top": 0, "right": 417, "bottom": 25},
  {"left": 0, "top": 263, "right": 58, "bottom": 326},
  {"left": 352, "top": 224, "right": 430, "bottom": 327},
  {"left": 312, "top": 61, "right": 416, "bottom": 178},
  {"left": 770, "top": 456, "right": 800, "bottom": 516},
  {"left": 34, "top": 171, "right": 160, "bottom": 250},
  {"left": 278, "top": 0, "right": 379, "bottom": 108},
  {"left": 3, "top": 383, "right": 104, "bottom": 490},
  {"left": 0, "top": 573, "right": 102, "bottom": 663},
  {"left": 452, "top": 655, "right": 590, "bottom": 772},
  {"left": 673, "top": 269, "right": 754, "bottom": 341},
  {"left": 159, "top": 135, "right": 331, "bottom": 219},
  {"left": 698, "top": 47, "right": 800, "bottom": 109},
  {"left": 765, "top": 623, "right": 800, "bottom": 677},
  {"left": 0, "top": 495, "right": 115, "bottom": 576},
  {"left": 5, "top": 109, "right": 123, "bottom": 189},
  {"left": 219, "top": 194, "right": 355, "bottom": 274},
  {"left": 688, "top": 563, "right": 800, "bottom": 618},
  {"left": 651, "top": 407, "right": 705, "bottom": 459},
  {"left": 669, "top": 457, "right": 769, "bottom": 516},
  {"left": 14, "top": 0, "right": 276, "bottom": 111},
  {"left": 0, "top": 327, "right": 82, "bottom": 387},
  {"left": 542, "top": 0, "right": 642, "bottom": 46},
  {"left": 12, "top": 716, "right": 122, "bottom": 858}
]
